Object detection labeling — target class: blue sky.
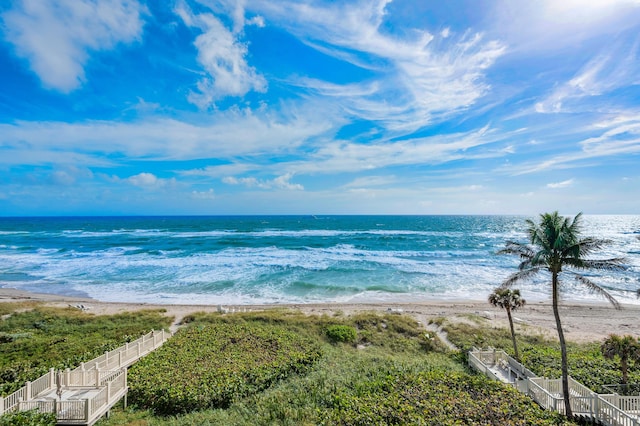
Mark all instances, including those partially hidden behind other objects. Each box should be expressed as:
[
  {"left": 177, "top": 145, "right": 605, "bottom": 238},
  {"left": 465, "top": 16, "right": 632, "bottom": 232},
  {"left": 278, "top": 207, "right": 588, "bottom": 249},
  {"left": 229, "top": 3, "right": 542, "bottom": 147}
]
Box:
[{"left": 1, "top": 0, "right": 639, "bottom": 215}]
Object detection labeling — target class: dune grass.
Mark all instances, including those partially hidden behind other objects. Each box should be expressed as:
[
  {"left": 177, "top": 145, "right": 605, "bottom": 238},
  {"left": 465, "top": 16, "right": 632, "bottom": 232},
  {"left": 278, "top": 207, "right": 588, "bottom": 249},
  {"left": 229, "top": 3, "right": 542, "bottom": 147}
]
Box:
[
  {"left": 0, "top": 303, "right": 172, "bottom": 396},
  {"left": 443, "top": 316, "right": 640, "bottom": 393},
  {"left": 0, "top": 305, "right": 582, "bottom": 425},
  {"left": 98, "top": 310, "right": 574, "bottom": 425}
]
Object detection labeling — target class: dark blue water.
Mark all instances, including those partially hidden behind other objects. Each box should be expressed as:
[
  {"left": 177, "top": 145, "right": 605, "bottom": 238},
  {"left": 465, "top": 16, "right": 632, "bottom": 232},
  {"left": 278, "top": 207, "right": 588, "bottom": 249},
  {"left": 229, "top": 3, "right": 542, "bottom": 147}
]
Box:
[{"left": 0, "top": 215, "right": 638, "bottom": 305}]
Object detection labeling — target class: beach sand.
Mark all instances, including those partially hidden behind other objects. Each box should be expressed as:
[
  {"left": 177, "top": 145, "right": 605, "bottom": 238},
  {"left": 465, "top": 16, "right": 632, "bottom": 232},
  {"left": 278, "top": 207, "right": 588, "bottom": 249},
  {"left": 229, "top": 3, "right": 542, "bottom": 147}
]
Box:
[{"left": 1, "top": 288, "right": 638, "bottom": 343}]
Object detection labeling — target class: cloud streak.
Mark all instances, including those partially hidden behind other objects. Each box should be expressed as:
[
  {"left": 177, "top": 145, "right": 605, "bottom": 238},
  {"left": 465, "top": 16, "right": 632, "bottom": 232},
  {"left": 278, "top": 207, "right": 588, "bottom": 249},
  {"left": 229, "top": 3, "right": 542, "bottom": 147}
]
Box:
[
  {"left": 253, "top": 0, "right": 505, "bottom": 133},
  {"left": 0, "top": 107, "right": 334, "bottom": 165}
]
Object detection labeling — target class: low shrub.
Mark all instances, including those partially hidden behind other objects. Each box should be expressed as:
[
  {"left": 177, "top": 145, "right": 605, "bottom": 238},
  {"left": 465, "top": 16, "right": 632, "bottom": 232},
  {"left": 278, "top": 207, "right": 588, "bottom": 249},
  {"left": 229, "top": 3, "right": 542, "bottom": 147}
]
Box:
[
  {"left": 0, "top": 409, "right": 56, "bottom": 426},
  {"left": 128, "top": 322, "right": 322, "bottom": 415},
  {"left": 0, "top": 305, "right": 171, "bottom": 396},
  {"left": 325, "top": 369, "right": 573, "bottom": 425},
  {"left": 325, "top": 325, "right": 357, "bottom": 343}
]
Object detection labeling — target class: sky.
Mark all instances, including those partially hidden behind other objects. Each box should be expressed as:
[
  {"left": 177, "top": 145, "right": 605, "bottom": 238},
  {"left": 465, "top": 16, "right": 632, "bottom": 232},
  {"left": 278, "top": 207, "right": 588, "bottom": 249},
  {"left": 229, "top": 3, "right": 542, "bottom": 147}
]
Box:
[{"left": 0, "top": 0, "right": 639, "bottom": 216}]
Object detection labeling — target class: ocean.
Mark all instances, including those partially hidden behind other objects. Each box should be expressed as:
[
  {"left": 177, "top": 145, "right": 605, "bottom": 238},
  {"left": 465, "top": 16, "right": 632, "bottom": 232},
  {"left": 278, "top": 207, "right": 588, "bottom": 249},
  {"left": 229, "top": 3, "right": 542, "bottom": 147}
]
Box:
[{"left": 0, "top": 215, "right": 638, "bottom": 305}]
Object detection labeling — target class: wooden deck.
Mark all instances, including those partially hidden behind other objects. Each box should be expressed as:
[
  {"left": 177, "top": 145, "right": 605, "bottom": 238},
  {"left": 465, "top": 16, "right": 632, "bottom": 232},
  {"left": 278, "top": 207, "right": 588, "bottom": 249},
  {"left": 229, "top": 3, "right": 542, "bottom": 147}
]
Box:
[
  {"left": 1, "top": 329, "right": 171, "bottom": 425},
  {"left": 469, "top": 349, "right": 640, "bottom": 426}
]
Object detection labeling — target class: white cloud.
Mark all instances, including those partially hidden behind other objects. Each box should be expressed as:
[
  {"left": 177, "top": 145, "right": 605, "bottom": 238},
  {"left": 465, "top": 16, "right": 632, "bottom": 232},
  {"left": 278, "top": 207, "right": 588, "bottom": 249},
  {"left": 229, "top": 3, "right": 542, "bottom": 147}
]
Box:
[
  {"left": 176, "top": 1, "right": 266, "bottom": 107},
  {"left": 500, "top": 114, "right": 640, "bottom": 175},
  {"left": 223, "top": 173, "right": 303, "bottom": 190},
  {"left": 49, "top": 166, "right": 94, "bottom": 186},
  {"left": 191, "top": 188, "right": 215, "bottom": 199},
  {"left": 288, "top": 124, "right": 504, "bottom": 174},
  {"left": 535, "top": 47, "right": 639, "bottom": 113},
  {"left": 126, "top": 172, "right": 177, "bottom": 189},
  {"left": 493, "top": 0, "right": 640, "bottom": 53},
  {"left": 128, "top": 172, "right": 158, "bottom": 187},
  {"left": 546, "top": 179, "right": 574, "bottom": 189},
  {"left": 1, "top": 0, "right": 146, "bottom": 92},
  {"left": 342, "top": 175, "right": 398, "bottom": 189},
  {"left": 253, "top": 0, "right": 504, "bottom": 133},
  {"left": 0, "top": 107, "right": 333, "bottom": 165}
]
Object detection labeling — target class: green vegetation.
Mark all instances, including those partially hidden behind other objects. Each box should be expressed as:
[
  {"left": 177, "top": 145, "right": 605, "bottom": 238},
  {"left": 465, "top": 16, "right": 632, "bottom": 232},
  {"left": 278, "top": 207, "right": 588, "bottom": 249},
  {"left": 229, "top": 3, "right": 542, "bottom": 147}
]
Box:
[
  {"left": 0, "top": 303, "right": 172, "bottom": 396},
  {"left": 325, "top": 324, "right": 357, "bottom": 343},
  {"left": 0, "top": 410, "right": 56, "bottom": 426},
  {"left": 444, "top": 319, "right": 640, "bottom": 393},
  {"left": 499, "top": 211, "right": 626, "bottom": 418},
  {"left": 488, "top": 288, "right": 526, "bottom": 360},
  {"left": 128, "top": 321, "right": 322, "bottom": 414},
  {"left": 601, "top": 334, "right": 640, "bottom": 385},
  {"left": 97, "top": 310, "right": 574, "bottom": 425},
  {"left": 1, "top": 305, "right": 584, "bottom": 425}
]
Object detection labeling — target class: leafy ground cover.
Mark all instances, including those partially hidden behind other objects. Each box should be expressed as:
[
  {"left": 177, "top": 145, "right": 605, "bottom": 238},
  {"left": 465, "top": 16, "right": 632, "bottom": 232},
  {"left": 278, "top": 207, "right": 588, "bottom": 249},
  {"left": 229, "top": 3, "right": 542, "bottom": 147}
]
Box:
[
  {"left": 0, "top": 303, "right": 172, "bottom": 396},
  {"left": 128, "top": 320, "right": 323, "bottom": 414},
  {"left": 442, "top": 316, "right": 640, "bottom": 393},
  {"left": 0, "top": 305, "right": 582, "bottom": 425},
  {"left": 97, "top": 310, "right": 575, "bottom": 425}
]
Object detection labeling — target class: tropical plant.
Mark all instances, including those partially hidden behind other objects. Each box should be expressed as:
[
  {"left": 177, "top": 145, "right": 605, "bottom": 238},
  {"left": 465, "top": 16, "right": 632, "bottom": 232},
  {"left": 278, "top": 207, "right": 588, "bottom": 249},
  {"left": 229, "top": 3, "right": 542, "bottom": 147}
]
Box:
[
  {"left": 499, "top": 211, "right": 626, "bottom": 418},
  {"left": 601, "top": 334, "right": 640, "bottom": 386},
  {"left": 488, "top": 288, "right": 526, "bottom": 360}
]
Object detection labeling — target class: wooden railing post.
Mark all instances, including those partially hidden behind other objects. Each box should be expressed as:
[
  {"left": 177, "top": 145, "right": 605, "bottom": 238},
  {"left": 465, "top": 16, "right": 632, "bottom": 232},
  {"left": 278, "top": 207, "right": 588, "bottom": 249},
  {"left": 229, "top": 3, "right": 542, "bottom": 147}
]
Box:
[
  {"left": 49, "top": 368, "right": 55, "bottom": 389},
  {"left": 84, "top": 399, "right": 90, "bottom": 421},
  {"left": 25, "top": 381, "right": 31, "bottom": 399},
  {"left": 95, "top": 369, "right": 100, "bottom": 386}
]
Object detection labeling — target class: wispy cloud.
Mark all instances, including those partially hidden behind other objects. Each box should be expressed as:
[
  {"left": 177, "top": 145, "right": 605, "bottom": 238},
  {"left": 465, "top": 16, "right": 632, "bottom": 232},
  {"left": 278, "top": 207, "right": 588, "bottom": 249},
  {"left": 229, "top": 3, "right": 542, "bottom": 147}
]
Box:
[
  {"left": 492, "top": 0, "right": 640, "bottom": 53},
  {"left": 546, "top": 179, "right": 574, "bottom": 189},
  {"left": 176, "top": 1, "right": 266, "bottom": 108},
  {"left": 500, "top": 114, "right": 640, "bottom": 175},
  {"left": 342, "top": 175, "right": 398, "bottom": 189},
  {"left": 253, "top": 0, "right": 504, "bottom": 133},
  {"left": 288, "top": 124, "right": 505, "bottom": 174},
  {"left": 223, "top": 173, "right": 303, "bottom": 190},
  {"left": 535, "top": 45, "right": 640, "bottom": 113},
  {"left": 190, "top": 188, "right": 215, "bottom": 200},
  {"left": 0, "top": 107, "right": 334, "bottom": 165},
  {"left": 1, "top": 0, "right": 146, "bottom": 92}
]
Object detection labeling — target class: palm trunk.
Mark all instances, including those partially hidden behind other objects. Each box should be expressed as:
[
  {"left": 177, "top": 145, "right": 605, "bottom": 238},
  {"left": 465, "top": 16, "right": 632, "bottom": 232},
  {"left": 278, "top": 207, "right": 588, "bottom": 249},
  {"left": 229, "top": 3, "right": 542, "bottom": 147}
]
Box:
[
  {"left": 621, "top": 357, "right": 628, "bottom": 385},
  {"left": 506, "top": 306, "right": 519, "bottom": 361},
  {"left": 552, "top": 271, "right": 573, "bottom": 418}
]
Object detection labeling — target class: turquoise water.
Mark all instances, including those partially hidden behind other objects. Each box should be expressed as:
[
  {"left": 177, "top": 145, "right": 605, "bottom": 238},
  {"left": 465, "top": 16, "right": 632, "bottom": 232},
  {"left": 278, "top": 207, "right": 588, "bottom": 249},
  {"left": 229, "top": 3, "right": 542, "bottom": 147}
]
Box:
[{"left": 0, "top": 215, "right": 638, "bottom": 305}]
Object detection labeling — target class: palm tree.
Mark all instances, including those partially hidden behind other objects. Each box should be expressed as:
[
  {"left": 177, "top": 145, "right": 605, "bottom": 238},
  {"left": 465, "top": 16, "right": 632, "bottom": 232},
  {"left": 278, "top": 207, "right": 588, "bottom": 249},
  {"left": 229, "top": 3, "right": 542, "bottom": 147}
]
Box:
[
  {"left": 488, "top": 288, "right": 526, "bottom": 361},
  {"left": 601, "top": 334, "right": 640, "bottom": 387},
  {"left": 499, "top": 211, "right": 626, "bottom": 418}
]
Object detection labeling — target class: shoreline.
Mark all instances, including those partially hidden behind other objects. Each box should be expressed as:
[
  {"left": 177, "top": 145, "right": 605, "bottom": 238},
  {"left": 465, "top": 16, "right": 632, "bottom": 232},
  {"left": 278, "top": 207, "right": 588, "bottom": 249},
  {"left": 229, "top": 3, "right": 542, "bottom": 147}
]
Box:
[{"left": 1, "top": 287, "right": 639, "bottom": 343}]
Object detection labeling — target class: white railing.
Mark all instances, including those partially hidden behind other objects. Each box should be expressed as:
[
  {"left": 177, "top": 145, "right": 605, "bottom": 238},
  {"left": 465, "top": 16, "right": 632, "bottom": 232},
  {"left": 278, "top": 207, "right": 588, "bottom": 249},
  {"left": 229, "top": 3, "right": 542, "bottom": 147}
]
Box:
[
  {"left": 12, "top": 369, "right": 127, "bottom": 423},
  {"left": 469, "top": 349, "right": 640, "bottom": 426},
  {"left": 0, "top": 329, "right": 170, "bottom": 416},
  {"left": 76, "top": 329, "right": 171, "bottom": 372}
]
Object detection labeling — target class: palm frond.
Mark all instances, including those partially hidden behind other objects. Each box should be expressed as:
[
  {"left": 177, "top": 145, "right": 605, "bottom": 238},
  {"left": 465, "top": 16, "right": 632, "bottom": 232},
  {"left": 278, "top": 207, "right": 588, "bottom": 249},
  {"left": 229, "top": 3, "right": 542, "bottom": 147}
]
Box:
[
  {"left": 574, "top": 274, "right": 621, "bottom": 309},
  {"left": 569, "top": 258, "right": 627, "bottom": 271},
  {"left": 503, "top": 267, "right": 542, "bottom": 287},
  {"left": 567, "top": 212, "right": 582, "bottom": 235},
  {"left": 575, "top": 237, "right": 611, "bottom": 256}
]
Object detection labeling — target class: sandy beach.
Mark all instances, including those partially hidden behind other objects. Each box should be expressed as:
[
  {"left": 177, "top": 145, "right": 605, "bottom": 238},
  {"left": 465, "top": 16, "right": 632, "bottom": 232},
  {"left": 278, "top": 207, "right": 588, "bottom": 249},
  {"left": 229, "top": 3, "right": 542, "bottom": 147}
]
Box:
[{"left": 2, "top": 287, "right": 638, "bottom": 343}]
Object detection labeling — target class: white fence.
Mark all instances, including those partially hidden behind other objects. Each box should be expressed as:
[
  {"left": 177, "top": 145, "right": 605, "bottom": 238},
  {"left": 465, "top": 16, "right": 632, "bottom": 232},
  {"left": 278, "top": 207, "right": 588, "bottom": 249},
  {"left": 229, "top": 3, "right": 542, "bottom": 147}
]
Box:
[
  {"left": 15, "top": 369, "right": 127, "bottom": 425},
  {"left": 470, "top": 349, "right": 640, "bottom": 426},
  {"left": 1, "top": 329, "right": 171, "bottom": 418}
]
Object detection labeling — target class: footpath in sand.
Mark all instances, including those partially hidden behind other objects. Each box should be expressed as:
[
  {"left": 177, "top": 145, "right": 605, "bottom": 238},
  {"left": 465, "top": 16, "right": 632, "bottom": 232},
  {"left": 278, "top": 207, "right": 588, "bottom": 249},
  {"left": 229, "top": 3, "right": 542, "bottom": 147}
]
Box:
[{"left": 1, "top": 288, "right": 639, "bottom": 343}]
